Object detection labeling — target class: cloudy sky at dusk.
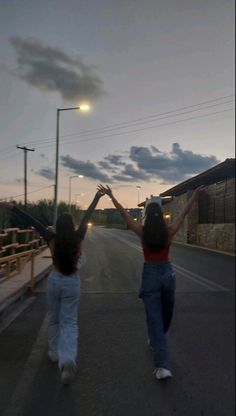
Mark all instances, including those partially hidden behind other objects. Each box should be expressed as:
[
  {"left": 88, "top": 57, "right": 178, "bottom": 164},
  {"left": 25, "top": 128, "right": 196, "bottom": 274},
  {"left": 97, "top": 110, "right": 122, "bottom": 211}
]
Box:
[{"left": 0, "top": 0, "right": 234, "bottom": 208}]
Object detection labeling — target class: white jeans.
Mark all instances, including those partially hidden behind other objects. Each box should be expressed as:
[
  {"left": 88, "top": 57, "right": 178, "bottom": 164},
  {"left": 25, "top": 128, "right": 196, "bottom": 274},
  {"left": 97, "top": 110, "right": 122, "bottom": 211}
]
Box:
[{"left": 46, "top": 270, "right": 80, "bottom": 369}]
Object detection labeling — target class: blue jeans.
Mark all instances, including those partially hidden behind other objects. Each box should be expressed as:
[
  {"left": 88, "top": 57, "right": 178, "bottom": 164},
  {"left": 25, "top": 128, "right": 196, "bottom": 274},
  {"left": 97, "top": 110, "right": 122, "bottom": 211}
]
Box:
[
  {"left": 46, "top": 270, "right": 80, "bottom": 369},
  {"left": 139, "top": 262, "right": 176, "bottom": 370}
]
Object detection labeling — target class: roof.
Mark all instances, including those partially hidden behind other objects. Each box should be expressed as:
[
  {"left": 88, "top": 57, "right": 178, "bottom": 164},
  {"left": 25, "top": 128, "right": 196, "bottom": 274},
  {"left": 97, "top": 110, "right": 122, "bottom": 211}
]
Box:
[{"left": 160, "top": 158, "right": 235, "bottom": 197}]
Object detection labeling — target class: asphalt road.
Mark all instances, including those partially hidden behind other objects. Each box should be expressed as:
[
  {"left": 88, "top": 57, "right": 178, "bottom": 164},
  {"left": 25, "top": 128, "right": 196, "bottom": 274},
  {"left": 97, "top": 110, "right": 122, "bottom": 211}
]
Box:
[{"left": 0, "top": 226, "right": 235, "bottom": 416}]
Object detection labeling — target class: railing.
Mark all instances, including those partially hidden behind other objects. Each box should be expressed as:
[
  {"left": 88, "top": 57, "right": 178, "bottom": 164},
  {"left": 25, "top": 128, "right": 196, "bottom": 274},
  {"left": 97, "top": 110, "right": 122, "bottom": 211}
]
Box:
[
  {"left": 0, "top": 228, "right": 47, "bottom": 258},
  {"left": 0, "top": 249, "right": 35, "bottom": 290},
  {"left": 0, "top": 227, "right": 49, "bottom": 291}
]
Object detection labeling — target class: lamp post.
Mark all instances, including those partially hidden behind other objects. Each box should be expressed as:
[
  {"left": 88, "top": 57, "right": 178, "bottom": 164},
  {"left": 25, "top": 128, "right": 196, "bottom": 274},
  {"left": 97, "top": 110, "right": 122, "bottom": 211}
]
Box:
[
  {"left": 69, "top": 175, "right": 84, "bottom": 211},
  {"left": 53, "top": 105, "right": 90, "bottom": 227},
  {"left": 136, "top": 186, "right": 141, "bottom": 205}
]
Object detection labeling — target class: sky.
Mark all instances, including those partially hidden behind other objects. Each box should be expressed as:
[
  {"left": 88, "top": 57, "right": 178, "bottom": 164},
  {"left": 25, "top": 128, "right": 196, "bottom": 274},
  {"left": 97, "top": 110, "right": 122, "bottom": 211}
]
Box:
[{"left": 0, "top": 0, "right": 234, "bottom": 209}]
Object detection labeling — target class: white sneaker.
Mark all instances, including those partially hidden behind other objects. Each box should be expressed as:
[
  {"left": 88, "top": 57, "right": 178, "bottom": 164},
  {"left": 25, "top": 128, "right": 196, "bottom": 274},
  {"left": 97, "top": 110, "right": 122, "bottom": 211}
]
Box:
[
  {"left": 154, "top": 368, "right": 173, "bottom": 380},
  {"left": 61, "top": 363, "right": 76, "bottom": 385},
  {"left": 48, "top": 351, "right": 58, "bottom": 363}
]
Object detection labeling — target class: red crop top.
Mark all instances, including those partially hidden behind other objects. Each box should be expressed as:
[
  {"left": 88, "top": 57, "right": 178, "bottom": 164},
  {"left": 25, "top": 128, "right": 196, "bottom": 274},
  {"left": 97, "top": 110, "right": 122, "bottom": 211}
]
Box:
[{"left": 142, "top": 244, "right": 170, "bottom": 262}]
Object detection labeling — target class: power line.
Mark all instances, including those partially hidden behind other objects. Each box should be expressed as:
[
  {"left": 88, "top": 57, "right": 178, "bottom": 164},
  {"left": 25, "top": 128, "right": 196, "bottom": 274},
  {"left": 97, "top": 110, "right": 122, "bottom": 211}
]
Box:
[
  {"left": 0, "top": 105, "right": 233, "bottom": 162},
  {"left": 34, "top": 107, "right": 235, "bottom": 150},
  {"left": 21, "top": 97, "right": 235, "bottom": 149},
  {"left": 0, "top": 184, "right": 54, "bottom": 202},
  {"left": 0, "top": 94, "right": 234, "bottom": 153}
]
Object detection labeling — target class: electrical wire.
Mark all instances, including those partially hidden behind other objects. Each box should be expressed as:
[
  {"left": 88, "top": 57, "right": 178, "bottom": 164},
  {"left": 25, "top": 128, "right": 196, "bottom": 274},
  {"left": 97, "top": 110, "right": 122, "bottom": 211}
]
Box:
[{"left": 0, "top": 94, "right": 234, "bottom": 154}]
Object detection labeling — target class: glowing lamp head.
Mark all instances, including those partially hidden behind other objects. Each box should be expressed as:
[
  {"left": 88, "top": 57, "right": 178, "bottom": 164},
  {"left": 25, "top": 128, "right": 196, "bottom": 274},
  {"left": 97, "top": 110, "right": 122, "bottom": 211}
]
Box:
[{"left": 79, "top": 103, "right": 90, "bottom": 112}]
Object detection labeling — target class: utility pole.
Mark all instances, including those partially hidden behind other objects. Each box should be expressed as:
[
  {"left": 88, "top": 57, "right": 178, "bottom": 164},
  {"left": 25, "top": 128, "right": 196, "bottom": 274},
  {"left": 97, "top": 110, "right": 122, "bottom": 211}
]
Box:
[{"left": 16, "top": 146, "right": 35, "bottom": 209}]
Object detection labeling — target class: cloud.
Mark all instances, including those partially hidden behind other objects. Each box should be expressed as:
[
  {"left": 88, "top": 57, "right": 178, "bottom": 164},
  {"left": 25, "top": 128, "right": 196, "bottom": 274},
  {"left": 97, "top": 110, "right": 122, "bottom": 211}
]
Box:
[
  {"left": 58, "top": 143, "right": 219, "bottom": 187},
  {"left": 61, "top": 155, "right": 112, "bottom": 183},
  {"left": 98, "top": 161, "right": 117, "bottom": 171},
  {"left": 113, "top": 163, "right": 151, "bottom": 182},
  {"left": 36, "top": 167, "right": 54, "bottom": 181},
  {"left": 129, "top": 143, "right": 219, "bottom": 182},
  {"left": 104, "top": 154, "right": 126, "bottom": 166},
  {"left": 9, "top": 36, "right": 105, "bottom": 103}
]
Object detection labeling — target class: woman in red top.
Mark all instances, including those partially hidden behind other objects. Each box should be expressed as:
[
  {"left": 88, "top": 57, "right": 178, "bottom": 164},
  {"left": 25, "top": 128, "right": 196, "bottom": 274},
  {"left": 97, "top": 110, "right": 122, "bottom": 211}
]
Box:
[{"left": 98, "top": 184, "right": 203, "bottom": 381}]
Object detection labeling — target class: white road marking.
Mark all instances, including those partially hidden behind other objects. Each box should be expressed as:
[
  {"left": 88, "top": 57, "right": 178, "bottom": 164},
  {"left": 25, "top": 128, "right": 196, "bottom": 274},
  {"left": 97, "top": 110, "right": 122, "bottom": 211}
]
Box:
[{"left": 172, "top": 263, "right": 229, "bottom": 292}]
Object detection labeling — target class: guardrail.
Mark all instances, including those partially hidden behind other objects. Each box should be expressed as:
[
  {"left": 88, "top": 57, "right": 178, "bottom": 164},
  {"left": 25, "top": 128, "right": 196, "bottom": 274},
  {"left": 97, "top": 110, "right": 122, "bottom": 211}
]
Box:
[
  {"left": 0, "top": 228, "right": 47, "bottom": 258},
  {"left": 0, "top": 249, "right": 36, "bottom": 291},
  {"left": 0, "top": 227, "right": 50, "bottom": 291}
]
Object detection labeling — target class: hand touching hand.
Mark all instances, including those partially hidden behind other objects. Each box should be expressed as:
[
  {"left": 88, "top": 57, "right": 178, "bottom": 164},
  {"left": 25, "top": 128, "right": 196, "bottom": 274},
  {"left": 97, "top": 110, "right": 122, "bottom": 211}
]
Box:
[
  {"left": 97, "top": 184, "right": 113, "bottom": 197},
  {"left": 96, "top": 186, "right": 106, "bottom": 198}
]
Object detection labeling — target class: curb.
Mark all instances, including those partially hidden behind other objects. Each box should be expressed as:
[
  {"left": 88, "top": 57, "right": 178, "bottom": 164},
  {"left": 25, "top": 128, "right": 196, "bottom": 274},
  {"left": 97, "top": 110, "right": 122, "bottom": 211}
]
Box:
[{"left": 0, "top": 265, "right": 51, "bottom": 316}]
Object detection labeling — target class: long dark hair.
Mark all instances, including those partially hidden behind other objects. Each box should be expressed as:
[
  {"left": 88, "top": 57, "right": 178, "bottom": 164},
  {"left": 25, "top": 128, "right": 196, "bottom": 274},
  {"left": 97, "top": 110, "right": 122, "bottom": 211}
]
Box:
[
  {"left": 142, "top": 203, "right": 168, "bottom": 251},
  {"left": 53, "top": 213, "right": 80, "bottom": 275}
]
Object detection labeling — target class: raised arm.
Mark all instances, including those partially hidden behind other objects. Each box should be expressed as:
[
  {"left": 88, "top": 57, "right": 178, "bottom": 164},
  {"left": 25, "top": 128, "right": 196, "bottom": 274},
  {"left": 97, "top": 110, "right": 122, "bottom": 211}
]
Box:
[
  {"left": 0, "top": 202, "right": 55, "bottom": 242},
  {"left": 97, "top": 185, "right": 143, "bottom": 238},
  {"left": 76, "top": 190, "right": 105, "bottom": 240},
  {"left": 168, "top": 186, "right": 204, "bottom": 239}
]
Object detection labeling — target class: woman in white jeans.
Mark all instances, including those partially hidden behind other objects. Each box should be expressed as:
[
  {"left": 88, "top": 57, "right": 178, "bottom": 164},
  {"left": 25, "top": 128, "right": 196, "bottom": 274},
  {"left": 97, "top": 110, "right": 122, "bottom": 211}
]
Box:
[{"left": 2, "top": 188, "right": 105, "bottom": 384}]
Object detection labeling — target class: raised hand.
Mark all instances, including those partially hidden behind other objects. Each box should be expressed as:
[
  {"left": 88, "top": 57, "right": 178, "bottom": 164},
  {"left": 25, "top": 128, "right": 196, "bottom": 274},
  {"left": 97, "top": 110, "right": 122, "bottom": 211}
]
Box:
[
  {"left": 96, "top": 187, "right": 106, "bottom": 198},
  {"left": 97, "top": 184, "right": 113, "bottom": 197}
]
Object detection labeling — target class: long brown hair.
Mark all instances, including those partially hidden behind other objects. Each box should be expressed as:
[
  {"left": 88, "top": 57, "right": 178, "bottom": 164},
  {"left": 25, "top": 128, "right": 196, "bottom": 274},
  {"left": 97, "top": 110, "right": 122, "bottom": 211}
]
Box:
[
  {"left": 142, "top": 203, "right": 168, "bottom": 251},
  {"left": 53, "top": 213, "right": 80, "bottom": 275}
]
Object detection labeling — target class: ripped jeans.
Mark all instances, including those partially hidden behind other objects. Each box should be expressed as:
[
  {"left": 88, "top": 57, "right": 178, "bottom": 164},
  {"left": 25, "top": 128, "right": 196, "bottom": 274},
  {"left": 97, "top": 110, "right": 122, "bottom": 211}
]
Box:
[
  {"left": 46, "top": 270, "right": 80, "bottom": 369},
  {"left": 139, "top": 262, "right": 176, "bottom": 370}
]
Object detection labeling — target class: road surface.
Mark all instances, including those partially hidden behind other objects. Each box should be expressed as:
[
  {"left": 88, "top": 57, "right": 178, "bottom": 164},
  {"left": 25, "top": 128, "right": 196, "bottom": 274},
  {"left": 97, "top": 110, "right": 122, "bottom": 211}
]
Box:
[{"left": 0, "top": 226, "right": 235, "bottom": 416}]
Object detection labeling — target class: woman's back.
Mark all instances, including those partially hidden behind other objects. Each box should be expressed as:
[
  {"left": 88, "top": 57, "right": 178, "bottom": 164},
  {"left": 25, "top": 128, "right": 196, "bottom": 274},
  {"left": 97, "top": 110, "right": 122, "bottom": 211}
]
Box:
[{"left": 51, "top": 213, "right": 81, "bottom": 276}]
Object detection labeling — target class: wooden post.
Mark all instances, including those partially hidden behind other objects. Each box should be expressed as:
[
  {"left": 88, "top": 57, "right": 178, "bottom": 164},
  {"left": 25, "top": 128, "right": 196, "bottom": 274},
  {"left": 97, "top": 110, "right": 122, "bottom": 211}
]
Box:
[{"left": 30, "top": 251, "right": 35, "bottom": 292}]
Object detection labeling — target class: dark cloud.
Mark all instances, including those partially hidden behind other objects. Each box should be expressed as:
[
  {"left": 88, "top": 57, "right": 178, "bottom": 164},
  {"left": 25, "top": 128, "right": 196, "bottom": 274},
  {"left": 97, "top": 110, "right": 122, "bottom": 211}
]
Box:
[
  {"left": 122, "top": 164, "right": 151, "bottom": 180},
  {"left": 36, "top": 167, "right": 54, "bottom": 181},
  {"left": 10, "top": 37, "right": 104, "bottom": 103},
  {"left": 61, "top": 155, "right": 112, "bottom": 183},
  {"left": 129, "top": 143, "right": 219, "bottom": 182},
  {"left": 112, "top": 174, "right": 134, "bottom": 182},
  {"left": 58, "top": 143, "right": 219, "bottom": 186},
  {"left": 98, "top": 161, "right": 117, "bottom": 171},
  {"left": 104, "top": 154, "right": 126, "bottom": 166},
  {"left": 150, "top": 145, "right": 161, "bottom": 153}
]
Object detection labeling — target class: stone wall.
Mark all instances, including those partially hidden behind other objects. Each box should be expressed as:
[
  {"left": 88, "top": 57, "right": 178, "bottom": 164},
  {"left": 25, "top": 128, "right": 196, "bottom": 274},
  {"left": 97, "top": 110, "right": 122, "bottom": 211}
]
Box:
[
  {"left": 162, "top": 181, "right": 235, "bottom": 253},
  {"left": 196, "top": 223, "right": 235, "bottom": 252},
  {"left": 163, "top": 193, "right": 188, "bottom": 243}
]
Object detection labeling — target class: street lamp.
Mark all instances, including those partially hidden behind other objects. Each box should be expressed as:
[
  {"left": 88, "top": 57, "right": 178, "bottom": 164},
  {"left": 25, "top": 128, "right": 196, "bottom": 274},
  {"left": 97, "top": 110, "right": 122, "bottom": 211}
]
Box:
[
  {"left": 136, "top": 186, "right": 141, "bottom": 205},
  {"left": 69, "top": 175, "right": 84, "bottom": 211},
  {"left": 53, "top": 105, "right": 90, "bottom": 227}
]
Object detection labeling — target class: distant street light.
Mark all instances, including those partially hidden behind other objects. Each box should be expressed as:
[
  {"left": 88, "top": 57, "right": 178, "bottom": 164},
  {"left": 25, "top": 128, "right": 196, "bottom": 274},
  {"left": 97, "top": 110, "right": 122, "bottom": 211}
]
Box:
[
  {"left": 136, "top": 186, "right": 141, "bottom": 205},
  {"left": 53, "top": 104, "right": 90, "bottom": 227},
  {"left": 69, "top": 175, "right": 84, "bottom": 211}
]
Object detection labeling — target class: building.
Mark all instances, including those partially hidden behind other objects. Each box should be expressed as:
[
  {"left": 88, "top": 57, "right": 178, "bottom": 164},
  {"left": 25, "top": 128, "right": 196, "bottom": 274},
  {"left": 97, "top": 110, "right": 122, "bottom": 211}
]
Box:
[
  {"left": 159, "top": 158, "right": 235, "bottom": 253},
  {"left": 138, "top": 159, "right": 235, "bottom": 252}
]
